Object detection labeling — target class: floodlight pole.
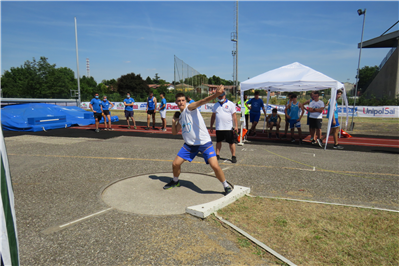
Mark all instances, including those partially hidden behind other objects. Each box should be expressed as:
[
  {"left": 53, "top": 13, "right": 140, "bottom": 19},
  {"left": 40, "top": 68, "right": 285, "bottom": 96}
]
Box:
[
  {"left": 235, "top": 0, "right": 238, "bottom": 101},
  {"left": 74, "top": 17, "right": 81, "bottom": 108},
  {"left": 350, "top": 8, "right": 366, "bottom": 131}
]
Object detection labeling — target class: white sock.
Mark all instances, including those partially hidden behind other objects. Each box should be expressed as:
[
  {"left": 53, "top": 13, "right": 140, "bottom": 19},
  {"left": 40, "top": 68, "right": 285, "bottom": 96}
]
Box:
[
  {"left": 222, "top": 181, "right": 229, "bottom": 188},
  {"left": 173, "top": 177, "right": 179, "bottom": 182}
]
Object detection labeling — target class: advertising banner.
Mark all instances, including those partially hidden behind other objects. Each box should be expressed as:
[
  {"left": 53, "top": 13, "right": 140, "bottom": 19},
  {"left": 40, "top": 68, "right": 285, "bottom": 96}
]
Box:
[{"left": 81, "top": 102, "right": 398, "bottom": 118}]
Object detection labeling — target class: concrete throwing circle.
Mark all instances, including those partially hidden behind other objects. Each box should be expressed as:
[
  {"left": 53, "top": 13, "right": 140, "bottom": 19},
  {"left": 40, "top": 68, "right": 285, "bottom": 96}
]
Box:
[{"left": 101, "top": 173, "right": 226, "bottom": 215}]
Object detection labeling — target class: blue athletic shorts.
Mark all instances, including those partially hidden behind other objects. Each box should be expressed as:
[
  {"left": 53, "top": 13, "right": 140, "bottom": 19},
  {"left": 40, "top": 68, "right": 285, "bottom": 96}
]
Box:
[
  {"left": 289, "top": 119, "right": 301, "bottom": 129},
  {"left": 250, "top": 112, "right": 260, "bottom": 123},
  {"left": 331, "top": 118, "right": 340, "bottom": 128},
  {"left": 177, "top": 141, "right": 216, "bottom": 164}
]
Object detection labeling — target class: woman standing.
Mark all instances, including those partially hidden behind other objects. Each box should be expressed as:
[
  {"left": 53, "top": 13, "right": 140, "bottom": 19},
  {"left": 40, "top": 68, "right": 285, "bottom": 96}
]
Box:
[{"left": 101, "top": 96, "right": 115, "bottom": 130}]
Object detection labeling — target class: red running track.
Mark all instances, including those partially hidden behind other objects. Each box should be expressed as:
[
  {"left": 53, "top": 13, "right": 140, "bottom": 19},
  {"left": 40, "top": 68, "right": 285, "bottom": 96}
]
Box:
[{"left": 70, "top": 124, "right": 399, "bottom": 149}]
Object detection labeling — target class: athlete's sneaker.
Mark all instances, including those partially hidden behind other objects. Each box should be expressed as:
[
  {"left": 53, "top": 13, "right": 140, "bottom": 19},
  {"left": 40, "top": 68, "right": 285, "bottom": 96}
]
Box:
[
  {"left": 162, "top": 128, "right": 167, "bottom": 132},
  {"left": 109, "top": 128, "right": 114, "bottom": 131},
  {"left": 311, "top": 140, "right": 316, "bottom": 145},
  {"left": 317, "top": 139, "right": 323, "bottom": 148},
  {"left": 152, "top": 127, "right": 156, "bottom": 130},
  {"left": 310, "top": 137, "right": 314, "bottom": 142},
  {"left": 104, "top": 128, "right": 108, "bottom": 131},
  {"left": 231, "top": 156, "right": 237, "bottom": 163},
  {"left": 127, "top": 126, "right": 131, "bottom": 129},
  {"left": 333, "top": 144, "right": 344, "bottom": 150},
  {"left": 134, "top": 126, "right": 137, "bottom": 129},
  {"left": 145, "top": 127, "right": 150, "bottom": 130},
  {"left": 224, "top": 186, "right": 233, "bottom": 196},
  {"left": 217, "top": 155, "right": 220, "bottom": 160},
  {"left": 291, "top": 138, "right": 296, "bottom": 143},
  {"left": 95, "top": 129, "right": 100, "bottom": 133},
  {"left": 163, "top": 180, "right": 180, "bottom": 190}
]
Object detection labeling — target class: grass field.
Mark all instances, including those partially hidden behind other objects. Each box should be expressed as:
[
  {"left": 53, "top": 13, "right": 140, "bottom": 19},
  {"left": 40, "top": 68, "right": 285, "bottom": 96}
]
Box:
[{"left": 215, "top": 196, "right": 399, "bottom": 265}]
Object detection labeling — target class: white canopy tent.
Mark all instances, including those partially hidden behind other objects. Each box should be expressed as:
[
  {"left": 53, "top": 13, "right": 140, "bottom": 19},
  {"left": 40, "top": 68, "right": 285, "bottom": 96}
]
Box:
[{"left": 239, "top": 62, "right": 349, "bottom": 150}]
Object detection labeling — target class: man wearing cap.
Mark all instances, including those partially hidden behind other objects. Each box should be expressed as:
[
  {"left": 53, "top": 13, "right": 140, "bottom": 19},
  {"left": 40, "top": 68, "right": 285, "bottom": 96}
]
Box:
[
  {"left": 245, "top": 91, "right": 267, "bottom": 136},
  {"left": 210, "top": 92, "right": 238, "bottom": 163}
]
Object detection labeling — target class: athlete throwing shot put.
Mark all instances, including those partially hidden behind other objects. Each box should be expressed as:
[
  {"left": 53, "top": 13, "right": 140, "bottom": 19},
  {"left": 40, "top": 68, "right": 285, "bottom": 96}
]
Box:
[{"left": 164, "top": 85, "right": 233, "bottom": 196}]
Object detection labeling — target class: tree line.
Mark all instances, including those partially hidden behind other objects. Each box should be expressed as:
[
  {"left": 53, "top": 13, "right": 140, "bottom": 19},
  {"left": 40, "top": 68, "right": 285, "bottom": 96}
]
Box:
[{"left": 1, "top": 57, "right": 235, "bottom": 102}]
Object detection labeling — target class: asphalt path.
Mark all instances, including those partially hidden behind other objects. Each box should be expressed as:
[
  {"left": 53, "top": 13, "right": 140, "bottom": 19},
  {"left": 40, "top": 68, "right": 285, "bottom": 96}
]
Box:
[{"left": 3, "top": 120, "right": 399, "bottom": 265}]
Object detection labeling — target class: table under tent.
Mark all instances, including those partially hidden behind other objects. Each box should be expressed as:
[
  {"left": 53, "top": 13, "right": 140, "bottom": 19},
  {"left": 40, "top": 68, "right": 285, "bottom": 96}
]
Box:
[{"left": 239, "top": 62, "right": 349, "bottom": 150}]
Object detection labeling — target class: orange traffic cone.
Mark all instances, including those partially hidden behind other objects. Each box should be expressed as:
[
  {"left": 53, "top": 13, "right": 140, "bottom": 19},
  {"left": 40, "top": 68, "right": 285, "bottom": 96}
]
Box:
[
  {"left": 237, "top": 128, "right": 248, "bottom": 142},
  {"left": 340, "top": 129, "right": 352, "bottom": 138}
]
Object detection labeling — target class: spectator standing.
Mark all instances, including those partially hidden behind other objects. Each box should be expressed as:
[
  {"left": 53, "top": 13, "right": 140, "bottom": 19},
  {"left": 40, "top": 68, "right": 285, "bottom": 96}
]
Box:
[
  {"left": 159, "top": 93, "right": 167, "bottom": 131},
  {"left": 145, "top": 91, "right": 157, "bottom": 130},
  {"left": 282, "top": 93, "right": 294, "bottom": 139},
  {"left": 245, "top": 91, "right": 266, "bottom": 136},
  {"left": 101, "top": 96, "right": 115, "bottom": 130},
  {"left": 303, "top": 91, "right": 315, "bottom": 142},
  {"left": 285, "top": 94, "right": 304, "bottom": 144},
  {"left": 210, "top": 92, "right": 238, "bottom": 163},
  {"left": 237, "top": 94, "right": 249, "bottom": 130},
  {"left": 123, "top": 93, "right": 136, "bottom": 129},
  {"left": 321, "top": 90, "right": 344, "bottom": 150},
  {"left": 307, "top": 91, "right": 325, "bottom": 147},
  {"left": 89, "top": 93, "right": 102, "bottom": 133}
]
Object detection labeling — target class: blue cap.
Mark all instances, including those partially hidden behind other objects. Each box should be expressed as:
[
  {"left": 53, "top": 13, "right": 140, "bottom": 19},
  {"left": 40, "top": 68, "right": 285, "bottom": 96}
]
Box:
[{"left": 219, "top": 92, "right": 225, "bottom": 97}]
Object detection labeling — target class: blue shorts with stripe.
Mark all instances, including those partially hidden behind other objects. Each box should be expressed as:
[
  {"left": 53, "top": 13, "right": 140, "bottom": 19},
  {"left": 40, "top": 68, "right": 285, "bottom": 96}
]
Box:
[{"left": 177, "top": 141, "right": 216, "bottom": 164}]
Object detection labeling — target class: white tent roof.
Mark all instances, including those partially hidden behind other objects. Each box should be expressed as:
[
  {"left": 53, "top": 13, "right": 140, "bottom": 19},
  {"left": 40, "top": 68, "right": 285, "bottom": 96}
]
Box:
[{"left": 240, "top": 62, "right": 344, "bottom": 92}]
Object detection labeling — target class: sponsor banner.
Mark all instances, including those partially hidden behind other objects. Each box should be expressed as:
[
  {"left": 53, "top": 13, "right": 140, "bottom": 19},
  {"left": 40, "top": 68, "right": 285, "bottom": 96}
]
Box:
[{"left": 80, "top": 102, "right": 398, "bottom": 118}]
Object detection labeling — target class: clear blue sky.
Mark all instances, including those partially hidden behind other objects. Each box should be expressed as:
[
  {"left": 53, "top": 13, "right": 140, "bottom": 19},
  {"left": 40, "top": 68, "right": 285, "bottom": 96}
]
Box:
[{"left": 1, "top": 1, "right": 398, "bottom": 85}]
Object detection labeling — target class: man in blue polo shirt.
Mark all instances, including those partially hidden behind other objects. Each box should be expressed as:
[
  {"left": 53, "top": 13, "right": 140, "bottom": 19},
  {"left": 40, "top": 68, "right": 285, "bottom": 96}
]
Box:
[
  {"left": 158, "top": 92, "right": 167, "bottom": 131},
  {"left": 245, "top": 91, "right": 267, "bottom": 136},
  {"left": 124, "top": 93, "right": 136, "bottom": 129},
  {"left": 89, "top": 93, "right": 102, "bottom": 133},
  {"left": 145, "top": 91, "right": 157, "bottom": 130}
]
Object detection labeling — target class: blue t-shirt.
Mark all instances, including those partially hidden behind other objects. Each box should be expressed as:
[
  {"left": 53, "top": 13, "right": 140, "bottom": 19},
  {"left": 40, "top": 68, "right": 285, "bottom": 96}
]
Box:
[
  {"left": 159, "top": 98, "right": 167, "bottom": 110},
  {"left": 90, "top": 98, "right": 102, "bottom": 113},
  {"left": 246, "top": 98, "right": 264, "bottom": 114},
  {"left": 124, "top": 98, "right": 135, "bottom": 111},
  {"left": 289, "top": 102, "right": 300, "bottom": 120},
  {"left": 101, "top": 100, "right": 112, "bottom": 111},
  {"left": 148, "top": 96, "right": 155, "bottom": 110},
  {"left": 188, "top": 99, "right": 195, "bottom": 104}
]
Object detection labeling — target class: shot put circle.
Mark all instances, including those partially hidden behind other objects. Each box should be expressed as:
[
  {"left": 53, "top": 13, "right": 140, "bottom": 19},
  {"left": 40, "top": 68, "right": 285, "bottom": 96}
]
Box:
[{"left": 101, "top": 172, "right": 226, "bottom": 215}]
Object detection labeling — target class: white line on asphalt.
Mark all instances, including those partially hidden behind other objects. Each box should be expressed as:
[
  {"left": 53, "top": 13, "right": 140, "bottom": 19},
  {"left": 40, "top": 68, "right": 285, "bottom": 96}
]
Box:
[
  {"left": 249, "top": 195, "right": 399, "bottom": 213},
  {"left": 59, "top": 208, "right": 113, "bottom": 228},
  {"left": 207, "top": 166, "right": 232, "bottom": 175}
]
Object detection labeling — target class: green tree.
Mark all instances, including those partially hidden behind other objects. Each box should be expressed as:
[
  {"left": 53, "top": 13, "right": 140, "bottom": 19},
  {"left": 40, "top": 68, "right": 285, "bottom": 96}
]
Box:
[
  {"left": 153, "top": 73, "right": 160, "bottom": 84},
  {"left": 1, "top": 56, "right": 77, "bottom": 98},
  {"left": 146, "top": 76, "right": 153, "bottom": 84},
  {"left": 117, "top": 73, "right": 149, "bottom": 100},
  {"left": 358, "top": 65, "right": 379, "bottom": 93}
]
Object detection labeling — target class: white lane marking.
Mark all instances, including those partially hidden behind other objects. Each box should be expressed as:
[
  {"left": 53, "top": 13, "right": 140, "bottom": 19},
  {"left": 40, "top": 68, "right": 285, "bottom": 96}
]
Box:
[
  {"left": 301, "top": 152, "right": 316, "bottom": 157},
  {"left": 207, "top": 166, "right": 232, "bottom": 175},
  {"left": 59, "top": 208, "right": 113, "bottom": 228},
  {"left": 249, "top": 195, "right": 399, "bottom": 213}
]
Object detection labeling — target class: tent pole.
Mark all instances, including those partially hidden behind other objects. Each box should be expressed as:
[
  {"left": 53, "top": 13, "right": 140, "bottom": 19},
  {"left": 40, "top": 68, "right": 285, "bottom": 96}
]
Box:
[
  {"left": 263, "top": 90, "right": 270, "bottom": 133},
  {"left": 238, "top": 87, "right": 244, "bottom": 146}
]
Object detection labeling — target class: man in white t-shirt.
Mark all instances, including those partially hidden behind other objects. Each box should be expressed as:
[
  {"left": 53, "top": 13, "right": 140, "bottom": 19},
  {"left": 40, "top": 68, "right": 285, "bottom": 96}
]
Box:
[
  {"left": 210, "top": 92, "right": 238, "bottom": 163},
  {"left": 165, "top": 85, "right": 233, "bottom": 196},
  {"left": 307, "top": 91, "right": 325, "bottom": 148}
]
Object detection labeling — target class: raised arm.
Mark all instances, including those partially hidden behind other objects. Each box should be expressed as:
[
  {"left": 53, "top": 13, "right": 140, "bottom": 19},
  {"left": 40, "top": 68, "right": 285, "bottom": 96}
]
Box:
[{"left": 188, "top": 85, "right": 225, "bottom": 111}]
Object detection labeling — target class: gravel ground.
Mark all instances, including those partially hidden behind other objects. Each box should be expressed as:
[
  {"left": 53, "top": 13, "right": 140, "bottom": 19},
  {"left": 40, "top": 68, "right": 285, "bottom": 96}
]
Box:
[{"left": 4, "top": 114, "right": 399, "bottom": 265}]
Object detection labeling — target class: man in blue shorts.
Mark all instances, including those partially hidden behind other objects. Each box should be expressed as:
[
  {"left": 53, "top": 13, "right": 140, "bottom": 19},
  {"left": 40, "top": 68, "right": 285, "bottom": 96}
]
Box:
[
  {"left": 145, "top": 91, "right": 157, "bottom": 130},
  {"left": 89, "top": 93, "right": 102, "bottom": 133},
  {"left": 245, "top": 91, "right": 266, "bottom": 136},
  {"left": 164, "top": 85, "right": 233, "bottom": 195},
  {"left": 124, "top": 93, "right": 137, "bottom": 129},
  {"left": 321, "top": 90, "right": 344, "bottom": 150},
  {"left": 285, "top": 94, "right": 304, "bottom": 144}
]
